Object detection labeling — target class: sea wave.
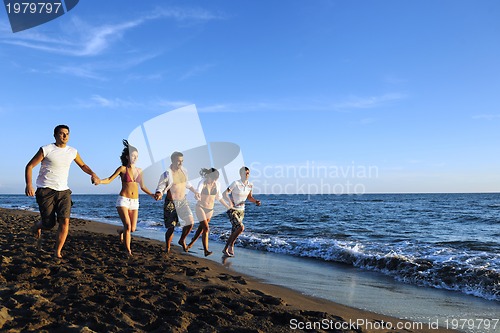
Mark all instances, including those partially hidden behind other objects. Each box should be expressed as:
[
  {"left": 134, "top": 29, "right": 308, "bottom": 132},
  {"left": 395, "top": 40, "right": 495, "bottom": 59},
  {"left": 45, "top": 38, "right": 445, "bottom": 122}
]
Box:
[{"left": 213, "top": 231, "right": 500, "bottom": 302}]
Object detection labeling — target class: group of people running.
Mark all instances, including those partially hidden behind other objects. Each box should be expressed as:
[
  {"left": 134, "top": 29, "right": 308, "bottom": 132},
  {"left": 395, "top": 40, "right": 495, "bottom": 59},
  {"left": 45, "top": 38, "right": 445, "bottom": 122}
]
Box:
[{"left": 25, "top": 125, "right": 261, "bottom": 259}]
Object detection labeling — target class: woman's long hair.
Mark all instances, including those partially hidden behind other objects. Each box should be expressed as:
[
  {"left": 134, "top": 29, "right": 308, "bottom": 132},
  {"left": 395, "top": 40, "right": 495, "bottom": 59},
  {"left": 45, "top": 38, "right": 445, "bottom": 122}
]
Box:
[
  {"left": 120, "top": 140, "right": 138, "bottom": 166},
  {"left": 199, "top": 168, "right": 219, "bottom": 181}
]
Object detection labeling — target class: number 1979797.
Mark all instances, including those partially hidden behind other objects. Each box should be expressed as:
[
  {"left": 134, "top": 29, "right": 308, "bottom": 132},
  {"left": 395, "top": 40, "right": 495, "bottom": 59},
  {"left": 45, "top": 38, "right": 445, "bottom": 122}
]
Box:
[{"left": 5, "top": 2, "right": 62, "bottom": 14}]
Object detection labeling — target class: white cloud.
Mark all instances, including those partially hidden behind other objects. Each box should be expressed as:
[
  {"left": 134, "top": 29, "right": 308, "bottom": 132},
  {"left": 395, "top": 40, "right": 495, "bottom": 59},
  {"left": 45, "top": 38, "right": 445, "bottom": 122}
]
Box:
[
  {"left": 192, "top": 93, "right": 407, "bottom": 114},
  {"left": 1, "top": 17, "right": 141, "bottom": 56},
  {"left": 150, "top": 7, "right": 226, "bottom": 22},
  {"left": 77, "top": 95, "right": 138, "bottom": 109},
  {"left": 54, "top": 65, "right": 106, "bottom": 80},
  {"left": 1, "top": 7, "right": 222, "bottom": 57},
  {"left": 180, "top": 64, "right": 215, "bottom": 80},
  {"left": 333, "top": 93, "right": 407, "bottom": 110},
  {"left": 125, "top": 72, "right": 164, "bottom": 82},
  {"left": 155, "top": 99, "right": 193, "bottom": 109},
  {"left": 50, "top": 52, "right": 160, "bottom": 80},
  {"left": 195, "top": 93, "right": 407, "bottom": 114},
  {"left": 198, "top": 104, "right": 233, "bottom": 113},
  {"left": 74, "top": 93, "right": 405, "bottom": 115},
  {"left": 75, "top": 95, "right": 193, "bottom": 111}
]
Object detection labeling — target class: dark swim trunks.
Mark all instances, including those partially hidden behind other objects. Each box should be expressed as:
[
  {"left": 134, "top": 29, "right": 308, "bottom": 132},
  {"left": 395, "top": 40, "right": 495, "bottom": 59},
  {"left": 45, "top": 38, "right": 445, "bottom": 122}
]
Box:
[
  {"left": 226, "top": 208, "right": 245, "bottom": 233},
  {"left": 35, "top": 188, "right": 72, "bottom": 229}
]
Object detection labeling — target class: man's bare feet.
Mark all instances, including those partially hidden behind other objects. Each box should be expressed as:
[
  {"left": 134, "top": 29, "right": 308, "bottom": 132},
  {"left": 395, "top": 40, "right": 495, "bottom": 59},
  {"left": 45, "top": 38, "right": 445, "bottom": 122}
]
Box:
[
  {"left": 32, "top": 223, "right": 41, "bottom": 239},
  {"left": 222, "top": 249, "right": 233, "bottom": 257},
  {"left": 204, "top": 250, "right": 213, "bottom": 257},
  {"left": 53, "top": 257, "right": 63, "bottom": 264},
  {"left": 32, "top": 223, "right": 42, "bottom": 249}
]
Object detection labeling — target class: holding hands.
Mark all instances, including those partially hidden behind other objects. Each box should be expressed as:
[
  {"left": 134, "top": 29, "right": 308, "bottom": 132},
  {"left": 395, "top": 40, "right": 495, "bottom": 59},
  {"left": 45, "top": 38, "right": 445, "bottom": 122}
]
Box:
[
  {"left": 91, "top": 174, "right": 101, "bottom": 185},
  {"left": 193, "top": 191, "right": 201, "bottom": 201}
]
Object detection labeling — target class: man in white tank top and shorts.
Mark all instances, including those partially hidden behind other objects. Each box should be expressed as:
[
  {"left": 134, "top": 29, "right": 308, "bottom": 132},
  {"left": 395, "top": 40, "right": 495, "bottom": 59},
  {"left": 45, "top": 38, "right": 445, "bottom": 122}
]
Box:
[{"left": 25, "top": 125, "right": 100, "bottom": 258}]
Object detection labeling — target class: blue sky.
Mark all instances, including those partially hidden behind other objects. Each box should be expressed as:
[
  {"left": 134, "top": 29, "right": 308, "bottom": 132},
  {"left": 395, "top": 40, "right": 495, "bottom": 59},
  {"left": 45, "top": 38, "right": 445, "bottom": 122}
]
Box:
[{"left": 1, "top": 0, "right": 499, "bottom": 194}]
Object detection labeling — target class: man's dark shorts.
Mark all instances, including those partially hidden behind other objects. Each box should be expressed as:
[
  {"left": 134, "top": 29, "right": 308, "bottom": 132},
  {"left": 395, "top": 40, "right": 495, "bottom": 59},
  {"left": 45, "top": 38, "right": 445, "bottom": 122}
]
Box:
[
  {"left": 226, "top": 208, "right": 245, "bottom": 233},
  {"left": 35, "top": 188, "right": 72, "bottom": 229},
  {"left": 163, "top": 197, "right": 193, "bottom": 229}
]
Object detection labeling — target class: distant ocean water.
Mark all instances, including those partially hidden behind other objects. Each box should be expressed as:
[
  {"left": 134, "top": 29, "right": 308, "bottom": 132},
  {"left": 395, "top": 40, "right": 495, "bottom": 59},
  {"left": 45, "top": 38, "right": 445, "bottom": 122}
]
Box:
[{"left": 2, "top": 193, "right": 499, "bottom": 303}]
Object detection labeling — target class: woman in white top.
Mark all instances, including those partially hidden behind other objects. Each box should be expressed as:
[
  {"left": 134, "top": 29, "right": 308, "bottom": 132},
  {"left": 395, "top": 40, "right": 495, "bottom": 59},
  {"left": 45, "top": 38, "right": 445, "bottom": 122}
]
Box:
[{"left": 187, "top": 168, "right": 231, "bottom": 256}]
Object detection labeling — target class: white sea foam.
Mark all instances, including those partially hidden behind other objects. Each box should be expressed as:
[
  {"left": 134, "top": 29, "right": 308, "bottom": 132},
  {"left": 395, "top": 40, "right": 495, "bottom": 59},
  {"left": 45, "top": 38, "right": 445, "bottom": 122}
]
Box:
[{"left": 220, "top": 231, "right": 500, "bottom": 302}]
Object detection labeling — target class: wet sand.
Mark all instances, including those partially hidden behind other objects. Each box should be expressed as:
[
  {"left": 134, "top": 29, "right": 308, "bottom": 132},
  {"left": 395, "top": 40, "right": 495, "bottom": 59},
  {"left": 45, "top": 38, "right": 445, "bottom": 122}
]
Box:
[{"left": 0, "top": 208, "right": 459, "bottom": 332}]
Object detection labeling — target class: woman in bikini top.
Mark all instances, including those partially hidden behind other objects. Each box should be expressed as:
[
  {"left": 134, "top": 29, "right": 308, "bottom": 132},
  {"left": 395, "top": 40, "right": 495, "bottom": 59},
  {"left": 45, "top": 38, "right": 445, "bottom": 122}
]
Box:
[
  {"left": 102, "top": 142, "right": 151, "bottom": 199},
  {"left": 199, "top": 183, "right": 218, "bottom": 209},
  {"left": 186, "top": 168, "right": 232, "bottom": 256},
  {"left": 98, "top": 140, "right": 154, "bottom": 256}
]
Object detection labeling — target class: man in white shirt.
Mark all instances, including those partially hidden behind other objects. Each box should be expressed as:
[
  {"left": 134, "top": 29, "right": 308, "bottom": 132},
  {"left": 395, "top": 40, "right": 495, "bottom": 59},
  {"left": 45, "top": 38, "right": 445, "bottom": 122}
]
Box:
[
  {"left": 222, "top": 166, "right": 261, "bottom": 257},
  {"left": 25, "top": 125, "right": 100, "bottom": 259},
  {"left": 154, "top": 151, "right": 200, "bottom": 254}
]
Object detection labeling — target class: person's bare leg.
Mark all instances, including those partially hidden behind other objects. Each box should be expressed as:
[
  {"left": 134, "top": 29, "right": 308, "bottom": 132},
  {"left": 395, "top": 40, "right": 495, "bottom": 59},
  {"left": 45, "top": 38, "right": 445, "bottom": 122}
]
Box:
[
  {"left": 200, "top": 218, "right": 212, "bottom": 256},
  {"left": 33, "top": 221, "right": 43, "bottom": 249},
  {"left": 117, "top": 229, "right": 124, "bottom": 243},
  {"left": 202, "top": 227, "right": 212, "bottom": 256},
  {"left": 55, "top": 217, "right": 70, "bottom": 258},
  {"left": 117, "top": 207, "right": 133, "bottom": 256},
  {"left": 165, "top": 227, "right": 174, "bottom": 253},
  {"left": 178, "top": 222, "right": 193, "bottom": 252},
  {"left": 224, "top": 225, "right": 244, "bottom": 256},
  {"left": 188, "top": 206, "right": 207, "bottom": 250},
  {"left": 126, "top": 209, "right": 138, "bottom": 256},
  {"left": 201, "top": 213, "right": 213, "bottom": 256},
  {"left": 222, "top": 234, "right": 234, "bottom": 256},
  {"left": 187, "top": 225, "right": 203, "bottom": 250},
  {"left": 33, "top": 220, "right": 42, "bottom": 238}
]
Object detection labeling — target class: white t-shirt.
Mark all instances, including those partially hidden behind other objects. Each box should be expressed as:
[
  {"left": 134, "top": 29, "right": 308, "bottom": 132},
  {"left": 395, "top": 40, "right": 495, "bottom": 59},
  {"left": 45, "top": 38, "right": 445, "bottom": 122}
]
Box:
[
  {"left": 228, "top": 179, "right": 253, "bottom": 211},
  {"left": 36, "top": 143, "right": 78, "bottom": 191}
]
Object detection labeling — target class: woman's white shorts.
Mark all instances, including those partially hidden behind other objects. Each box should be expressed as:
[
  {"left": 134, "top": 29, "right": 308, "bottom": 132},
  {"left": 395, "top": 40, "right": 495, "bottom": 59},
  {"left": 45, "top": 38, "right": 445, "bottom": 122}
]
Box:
[{"left": 116, "top": 196, "right": 139, "bottom": 210}]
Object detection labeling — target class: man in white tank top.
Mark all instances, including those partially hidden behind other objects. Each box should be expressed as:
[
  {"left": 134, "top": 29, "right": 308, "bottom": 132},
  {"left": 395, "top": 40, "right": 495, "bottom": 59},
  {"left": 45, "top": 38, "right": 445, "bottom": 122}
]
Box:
[{"left": 25, "top": 125, "right": 100, "bottom": 259}]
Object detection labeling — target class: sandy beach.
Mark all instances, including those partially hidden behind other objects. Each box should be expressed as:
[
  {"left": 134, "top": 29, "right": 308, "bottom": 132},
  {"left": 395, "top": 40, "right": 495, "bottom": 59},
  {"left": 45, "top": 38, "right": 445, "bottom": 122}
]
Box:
[{"left": 0, "top": 208, "right": 459, "bottom": 333}]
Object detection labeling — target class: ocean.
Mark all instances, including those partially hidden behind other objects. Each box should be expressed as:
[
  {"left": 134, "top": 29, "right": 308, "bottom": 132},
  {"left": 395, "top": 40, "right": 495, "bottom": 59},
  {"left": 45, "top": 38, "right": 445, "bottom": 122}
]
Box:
[{"left": 2, "top": 193, "right": 499, "bottom": 331}]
